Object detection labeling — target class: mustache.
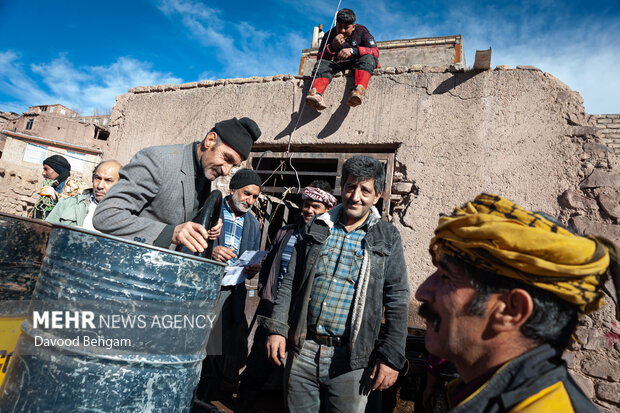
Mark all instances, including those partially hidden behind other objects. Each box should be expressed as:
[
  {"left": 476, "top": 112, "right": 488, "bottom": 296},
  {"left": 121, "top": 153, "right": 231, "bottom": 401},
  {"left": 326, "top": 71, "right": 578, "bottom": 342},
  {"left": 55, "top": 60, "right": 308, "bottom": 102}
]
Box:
[{"left": 418, "top": 302, "right": 441, "bottom": 332}]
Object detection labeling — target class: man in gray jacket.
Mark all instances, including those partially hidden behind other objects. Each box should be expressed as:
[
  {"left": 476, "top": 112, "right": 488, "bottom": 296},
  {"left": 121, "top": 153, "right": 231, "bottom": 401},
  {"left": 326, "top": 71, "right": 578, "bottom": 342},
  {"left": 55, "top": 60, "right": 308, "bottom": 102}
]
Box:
[
  {"left": 93, "top": 117, "right": 261, "bottom": 252},
  {"left": 263, "top": 155, "right": 409, "bottom": 412}
]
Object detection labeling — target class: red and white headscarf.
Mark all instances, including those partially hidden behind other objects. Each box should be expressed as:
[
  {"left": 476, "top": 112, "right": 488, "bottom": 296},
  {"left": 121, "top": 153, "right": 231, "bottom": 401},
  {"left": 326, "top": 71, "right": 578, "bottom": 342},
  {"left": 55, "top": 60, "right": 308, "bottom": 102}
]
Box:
[{"left": 302, "top": 186, "right": 337, "bottom": 208}]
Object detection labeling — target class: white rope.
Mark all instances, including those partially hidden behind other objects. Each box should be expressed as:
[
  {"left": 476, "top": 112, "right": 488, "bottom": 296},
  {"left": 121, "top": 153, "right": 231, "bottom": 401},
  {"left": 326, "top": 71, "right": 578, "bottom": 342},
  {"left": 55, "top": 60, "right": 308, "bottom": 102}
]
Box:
[
  {"left": 258, "top": 1, "right": 342, "bottom": 205},
  {"left": 285, "top": 0, "right": 342, "bottom": 156},
  {"left": 273, "top": 0, "right": 343, "bottom": 196}
]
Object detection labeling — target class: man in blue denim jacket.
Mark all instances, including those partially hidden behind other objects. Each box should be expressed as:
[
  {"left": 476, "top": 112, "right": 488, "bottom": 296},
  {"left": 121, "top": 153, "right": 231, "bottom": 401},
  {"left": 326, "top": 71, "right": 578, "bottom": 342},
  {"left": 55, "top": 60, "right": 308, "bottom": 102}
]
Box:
[{"left": 261, "top": 155, "right": 409, "bottom": 412}]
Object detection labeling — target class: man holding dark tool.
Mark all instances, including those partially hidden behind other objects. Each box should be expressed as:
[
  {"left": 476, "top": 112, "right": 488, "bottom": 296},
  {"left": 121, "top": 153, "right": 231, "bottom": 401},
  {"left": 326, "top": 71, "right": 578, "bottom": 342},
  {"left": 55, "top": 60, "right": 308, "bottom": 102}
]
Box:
[{"left": 93, "top": 117, "right": 261, "bottom": 251}]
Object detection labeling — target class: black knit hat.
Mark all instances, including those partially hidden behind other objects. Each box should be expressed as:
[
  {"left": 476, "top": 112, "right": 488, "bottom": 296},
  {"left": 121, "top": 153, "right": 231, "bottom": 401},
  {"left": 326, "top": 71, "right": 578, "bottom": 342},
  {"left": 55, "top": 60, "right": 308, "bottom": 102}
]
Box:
[
  {"left": 43, "top": 155, "right": 71, "bottom": 174},
  {"left": 229, "top": 169, "right": 262, "bottom": 190},
  {"left": 214, "top": 117, "right": 261, "bottom": 160}
]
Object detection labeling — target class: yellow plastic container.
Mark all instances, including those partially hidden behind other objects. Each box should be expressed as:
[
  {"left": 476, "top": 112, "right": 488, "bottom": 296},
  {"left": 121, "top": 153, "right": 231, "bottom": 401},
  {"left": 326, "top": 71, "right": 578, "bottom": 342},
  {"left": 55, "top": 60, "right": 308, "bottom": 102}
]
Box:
[{"left": 0, "top": 317, "right": 25, "bottom": 386}]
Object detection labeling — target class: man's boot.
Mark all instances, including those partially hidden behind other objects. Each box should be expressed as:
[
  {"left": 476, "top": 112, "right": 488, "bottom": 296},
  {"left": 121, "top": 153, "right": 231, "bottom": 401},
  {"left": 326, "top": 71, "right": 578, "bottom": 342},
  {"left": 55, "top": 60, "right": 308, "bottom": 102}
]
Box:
[
  {"left": 306, "top": 78, "right": 330, "bottom": 111},
  {"left": 306, "top": 89, "right": 327, "bottom": 111},
  {"left": 347, "top": 84, "right": 366, "bottom": 107},
  {"left": 347, "top": 70, "right": 371, "bottom": 107}
]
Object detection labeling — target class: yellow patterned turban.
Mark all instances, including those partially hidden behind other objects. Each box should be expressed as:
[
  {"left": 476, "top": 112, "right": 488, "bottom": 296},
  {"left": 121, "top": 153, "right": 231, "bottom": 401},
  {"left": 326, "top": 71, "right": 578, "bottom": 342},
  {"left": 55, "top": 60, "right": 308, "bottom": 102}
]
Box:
[{"left": 430, "top": 193, "right": 619, "bottom": 314}]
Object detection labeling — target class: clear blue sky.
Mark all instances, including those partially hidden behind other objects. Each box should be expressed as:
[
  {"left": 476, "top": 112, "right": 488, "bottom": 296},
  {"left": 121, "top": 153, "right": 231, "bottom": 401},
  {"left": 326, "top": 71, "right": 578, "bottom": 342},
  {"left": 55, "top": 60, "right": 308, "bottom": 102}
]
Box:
[{"left": 1, "top": 0, "right": 619, "bottom": 115}]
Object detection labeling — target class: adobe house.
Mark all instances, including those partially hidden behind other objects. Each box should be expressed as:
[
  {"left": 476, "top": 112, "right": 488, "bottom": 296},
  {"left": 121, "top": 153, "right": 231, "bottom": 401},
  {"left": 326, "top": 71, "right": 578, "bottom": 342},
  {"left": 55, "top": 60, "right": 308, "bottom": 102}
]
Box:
[{"left": 0, "top": 104, "right": 109, "bottom": 215}]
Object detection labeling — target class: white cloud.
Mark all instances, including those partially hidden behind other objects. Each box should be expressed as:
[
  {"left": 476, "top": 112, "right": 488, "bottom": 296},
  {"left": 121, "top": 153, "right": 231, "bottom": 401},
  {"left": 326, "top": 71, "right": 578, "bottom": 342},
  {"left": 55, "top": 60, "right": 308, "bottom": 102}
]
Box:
[
  {"left": 447, "top": 4, "right": 620, "bottom": 114},
  {"left": 157, "top": 0, "right": 305, "bottom": 79},
  {"left": 0, "top": 52, "right": 182, "bottom": 115},
  {"left": 0, "top": 51, "right": 56, "bottom": 108}
]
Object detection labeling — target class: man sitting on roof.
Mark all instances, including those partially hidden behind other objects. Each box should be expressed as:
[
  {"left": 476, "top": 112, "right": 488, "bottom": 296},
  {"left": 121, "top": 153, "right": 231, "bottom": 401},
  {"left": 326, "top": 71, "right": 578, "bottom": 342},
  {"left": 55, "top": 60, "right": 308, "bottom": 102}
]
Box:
[
  {"left": 415, "top": 193, "right": 618, "bottom": 412},
  {"left": 306, "top": 8, "right": 379, "bottom": 111}
]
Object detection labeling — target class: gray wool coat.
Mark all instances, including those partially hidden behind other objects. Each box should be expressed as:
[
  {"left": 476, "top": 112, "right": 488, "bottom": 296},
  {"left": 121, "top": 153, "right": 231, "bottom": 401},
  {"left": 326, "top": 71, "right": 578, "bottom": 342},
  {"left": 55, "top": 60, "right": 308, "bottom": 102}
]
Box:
[{"left": 93, "top": 141, "right": 208, "bottom": 244}]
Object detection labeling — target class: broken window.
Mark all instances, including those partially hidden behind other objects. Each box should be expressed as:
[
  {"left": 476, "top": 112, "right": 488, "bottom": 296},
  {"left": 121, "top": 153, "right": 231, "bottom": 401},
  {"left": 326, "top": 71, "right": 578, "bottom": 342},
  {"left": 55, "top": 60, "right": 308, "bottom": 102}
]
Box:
[
  {"left": 247, "top": 150, "right": 395, "bottom": 250},
  {"left": 25, "top": 119, "right": 34, "bottom": 130},
  {"left": 49, "top": 106, "right": 55, "bottom": 113},
  {"left": 94, "top": 128, "right": 109, "bottom": 140},
  {"left": 40, "top": 106, "right": 47, "bottom": 112}
]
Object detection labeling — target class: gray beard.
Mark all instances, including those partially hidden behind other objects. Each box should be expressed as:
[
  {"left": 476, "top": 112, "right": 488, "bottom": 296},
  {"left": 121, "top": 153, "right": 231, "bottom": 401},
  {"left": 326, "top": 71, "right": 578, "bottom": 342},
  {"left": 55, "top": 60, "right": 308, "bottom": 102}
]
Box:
[{"left": 231, "top": 193, "right": 250, "bottom": 214}]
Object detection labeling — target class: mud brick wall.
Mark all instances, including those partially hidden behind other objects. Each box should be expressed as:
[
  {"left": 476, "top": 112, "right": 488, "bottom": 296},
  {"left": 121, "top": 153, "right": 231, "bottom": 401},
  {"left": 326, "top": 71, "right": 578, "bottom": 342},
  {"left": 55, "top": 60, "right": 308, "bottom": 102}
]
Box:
[
  {"left": 103, "top": 65, "right": 619, "bottom": 410},
  {"left": 592, "top": 114, "right": 620, "bottom": 154},
  {"left": 0, "top": 167, "right": 40, "bottom": 215}
]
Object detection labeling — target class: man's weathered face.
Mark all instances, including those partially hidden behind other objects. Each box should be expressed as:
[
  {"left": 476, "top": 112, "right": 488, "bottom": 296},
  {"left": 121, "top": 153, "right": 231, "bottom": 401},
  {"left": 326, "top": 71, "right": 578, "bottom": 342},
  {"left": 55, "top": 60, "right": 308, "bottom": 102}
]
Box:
[
  {"left": 200, "top": 133, "right": 243, "bottom": 181},
  {"left": 229, "top": 184, "right": 260, "bottom": 214},
  {"left": 340, "top": 176, "right": 381, "bottom": 224},
  {"left": 336, "top": 22, "right": 356, "bottom": 38},
  {"left": 42, "top": 164, "right": 59, "bottom": 180},
  {"left": 92, "top": 162, "right": 121, "bottom": 202},
  {"left": 415, "top": 257, "right": 489, "bottom": 363},
  {"left": 301, "top": 199, "right": 328, "bottom": 223}
]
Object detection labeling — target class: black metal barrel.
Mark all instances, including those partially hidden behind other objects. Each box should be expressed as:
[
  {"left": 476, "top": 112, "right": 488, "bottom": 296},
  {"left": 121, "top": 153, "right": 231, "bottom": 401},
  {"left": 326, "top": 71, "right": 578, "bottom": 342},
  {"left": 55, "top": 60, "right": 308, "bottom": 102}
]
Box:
[
  {"left": 0, "top": 213, "right": 51, "bottom": 388},
  {"left": 0, "top": 224, "right": 225, "bottom": 412},
  {"left": 0, "top": 213, "right": 51, "bottom": 302}
]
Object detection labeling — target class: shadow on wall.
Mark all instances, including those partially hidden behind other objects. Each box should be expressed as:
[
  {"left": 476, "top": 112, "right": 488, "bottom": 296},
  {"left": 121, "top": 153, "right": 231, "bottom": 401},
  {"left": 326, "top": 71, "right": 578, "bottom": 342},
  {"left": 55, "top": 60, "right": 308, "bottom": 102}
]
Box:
[
  {"left": 274, "top": 72, "right": 485, "bottom": 141},
  {"left": 433, "top": 71, "right": 484, "bottom": 95},
  {"left": 274, "top": 77, "right": 357, "bottom": 141}
]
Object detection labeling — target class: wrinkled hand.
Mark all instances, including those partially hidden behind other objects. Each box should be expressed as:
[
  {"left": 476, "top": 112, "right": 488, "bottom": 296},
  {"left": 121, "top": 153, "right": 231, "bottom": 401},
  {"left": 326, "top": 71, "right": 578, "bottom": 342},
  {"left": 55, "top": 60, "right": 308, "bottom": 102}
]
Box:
[
  {"left": 332, "top": 34, "right": 346, "bottom": 48},
  {"left": 207, "top": 218, "right": 222, "bottom": 240},
  {"left": 337, "top": 48, "right": 353, "bottom": 60},
  {"left": 212, "top": 246, "right": 237, "bottom": 263},
  {"left": 40, "top": 186, "right": 58, "bottom": 200},
  {"left": 172, "top": 222, "right": 208, "bottom": 253},
  {"left": 370, "top": 360, "right": 399, "bottom": 391},
  {"left": 243, "top": 263, "right": 261, "bottom": 279},
  {"left": 266, "top": 334, "right": 286, "bottom": 366}
]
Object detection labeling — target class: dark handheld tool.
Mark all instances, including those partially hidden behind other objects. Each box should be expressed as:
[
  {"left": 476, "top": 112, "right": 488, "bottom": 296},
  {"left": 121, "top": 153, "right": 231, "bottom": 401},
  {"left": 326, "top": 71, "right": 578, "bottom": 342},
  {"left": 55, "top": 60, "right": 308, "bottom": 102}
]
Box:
[{"left": 175, "top": 190, "right": 222, "bottom": 259}]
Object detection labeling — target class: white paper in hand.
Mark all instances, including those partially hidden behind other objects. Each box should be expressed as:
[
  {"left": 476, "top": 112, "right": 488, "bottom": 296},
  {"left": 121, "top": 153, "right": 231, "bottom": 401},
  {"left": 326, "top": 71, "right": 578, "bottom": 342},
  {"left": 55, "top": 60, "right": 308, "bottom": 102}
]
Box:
[{"left": 220, "top": 250, "right": 268, "bottom": 286}]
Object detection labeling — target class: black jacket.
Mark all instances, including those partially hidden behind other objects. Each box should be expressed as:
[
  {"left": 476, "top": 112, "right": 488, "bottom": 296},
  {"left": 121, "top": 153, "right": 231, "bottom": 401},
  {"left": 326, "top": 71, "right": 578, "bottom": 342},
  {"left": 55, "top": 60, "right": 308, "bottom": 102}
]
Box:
[
  {"left": 261, "top": 205, "right": 409, "bottom": 370},
  {"left": 447, "top": 344, "right": 599, "bottom": 412}
]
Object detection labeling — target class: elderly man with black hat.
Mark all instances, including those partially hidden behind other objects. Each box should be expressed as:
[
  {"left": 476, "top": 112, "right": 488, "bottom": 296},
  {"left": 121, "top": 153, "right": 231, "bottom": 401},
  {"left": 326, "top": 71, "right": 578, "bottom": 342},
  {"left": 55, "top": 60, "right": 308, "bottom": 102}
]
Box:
[
  {"left": 415, "top": 193, "right": 619, "bottom": 412},
  {"left": 93, "top": 117, "right": 261, "bottom": 252},
  {"left": 306, "top": 8, "right": 379, "bottom": 111},
  {"left": 194, "top": 168, "right": 263, "bottom": 411},
  {"left": 30, "top": 154, "right": 72, "bottom": 219}
]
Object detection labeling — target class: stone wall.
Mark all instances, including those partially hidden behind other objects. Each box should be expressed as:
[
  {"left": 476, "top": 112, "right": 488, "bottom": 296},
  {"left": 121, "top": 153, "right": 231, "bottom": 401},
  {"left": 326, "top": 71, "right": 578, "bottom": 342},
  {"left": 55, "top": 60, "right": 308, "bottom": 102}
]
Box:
[
  {"left": 0, "top": 112, "right": 18, "bottom": 132},
  {"left": 556, "top": 136, "right": 619, "bottom": 412},
  {"left": 0, "top": 136, "right": 100, "bottom": 216},
  {"left": 592, "top": 114, "right": 620, "bottom": 154}
]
